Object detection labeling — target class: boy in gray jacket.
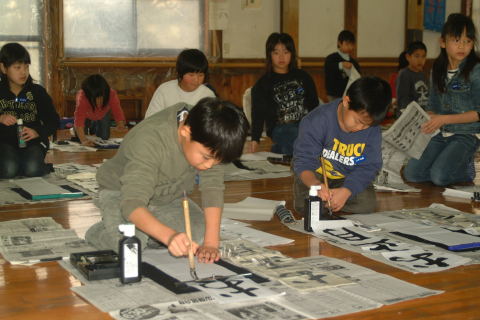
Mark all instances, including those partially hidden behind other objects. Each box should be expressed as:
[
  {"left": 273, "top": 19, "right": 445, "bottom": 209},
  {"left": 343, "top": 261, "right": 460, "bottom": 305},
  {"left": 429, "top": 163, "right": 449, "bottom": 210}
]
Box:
[{"left": 85, "top": 97, "right": 249, "bottom": 263}]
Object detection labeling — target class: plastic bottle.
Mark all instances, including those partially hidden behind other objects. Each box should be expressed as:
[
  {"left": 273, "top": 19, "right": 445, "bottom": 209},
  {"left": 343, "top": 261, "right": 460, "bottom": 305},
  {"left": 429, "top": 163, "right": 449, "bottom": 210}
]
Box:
[
  {"left": 118, "top": 224, "right": 142, "bottom": 284},
  {"left": 17, "top": 119, "right": 26, "bottom": 148},
  {"left": 304, "top": 185, "right": 322, "bottom": 232}
]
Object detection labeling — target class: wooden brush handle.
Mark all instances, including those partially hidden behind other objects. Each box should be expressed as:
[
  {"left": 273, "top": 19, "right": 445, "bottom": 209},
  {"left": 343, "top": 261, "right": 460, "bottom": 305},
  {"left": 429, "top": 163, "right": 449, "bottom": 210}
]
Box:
[
  {"left": 182, "top": 197, "right": 195, "bottom": 269},
  {"left": 320, "top": 157, "right": 332, "bottom": 207}
]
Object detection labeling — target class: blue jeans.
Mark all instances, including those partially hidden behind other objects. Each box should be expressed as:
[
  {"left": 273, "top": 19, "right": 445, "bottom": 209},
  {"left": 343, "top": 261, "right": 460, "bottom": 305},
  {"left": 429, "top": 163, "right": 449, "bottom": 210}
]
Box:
[
  {"left": 271, "top": 122, "right": 299, "bottom": 155},
  {"left": 0, "top": 142, "right": 48, "bottom": 179},
  {"left": 404, "top": 133, "right": 479, "bottom": 186},
  {"left": 85, "top": 111, "right": 111, "bottom": 140}
]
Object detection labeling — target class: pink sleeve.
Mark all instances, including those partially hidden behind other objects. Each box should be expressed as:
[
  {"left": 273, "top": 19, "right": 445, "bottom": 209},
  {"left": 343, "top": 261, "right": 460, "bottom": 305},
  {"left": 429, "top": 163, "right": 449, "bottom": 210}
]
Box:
[
  {"left": 74, "top": 90, "right": 88, "bottom": 127},
  {"left": 109, "top": 89, "right": 126, "bottom": 122}
]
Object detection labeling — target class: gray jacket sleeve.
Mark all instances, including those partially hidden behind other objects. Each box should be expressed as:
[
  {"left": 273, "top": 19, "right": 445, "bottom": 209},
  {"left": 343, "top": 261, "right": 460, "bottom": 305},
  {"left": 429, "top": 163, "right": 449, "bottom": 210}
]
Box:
[{"left": 199, "top": 164, "right": 225, "bottom": 209}]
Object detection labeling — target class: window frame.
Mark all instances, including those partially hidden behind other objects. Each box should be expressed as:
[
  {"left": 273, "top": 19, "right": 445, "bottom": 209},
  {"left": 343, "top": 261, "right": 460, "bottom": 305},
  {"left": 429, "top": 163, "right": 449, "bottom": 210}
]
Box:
[
  {"left": 0, "top": 0, "right": 45, "bottom": 85},
  {"left": 61, "top": 0, "right": 208, "bottom": 60}
]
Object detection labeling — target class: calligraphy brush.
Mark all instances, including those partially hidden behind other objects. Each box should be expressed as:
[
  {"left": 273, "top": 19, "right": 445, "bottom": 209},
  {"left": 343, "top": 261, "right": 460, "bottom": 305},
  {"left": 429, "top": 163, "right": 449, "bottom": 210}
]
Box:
[
  {"left": 182, "top": 191, "right": 199, "bottom": 281},
  {"left": 320, "top": 157, "right": 333, "bottom": 217}
]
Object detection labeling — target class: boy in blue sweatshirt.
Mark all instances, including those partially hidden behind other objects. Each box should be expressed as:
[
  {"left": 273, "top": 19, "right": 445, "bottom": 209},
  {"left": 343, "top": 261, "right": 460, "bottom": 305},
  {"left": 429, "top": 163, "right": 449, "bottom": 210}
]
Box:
[{"left": 293, "top": 76, "right": 391, "bottom": 214}]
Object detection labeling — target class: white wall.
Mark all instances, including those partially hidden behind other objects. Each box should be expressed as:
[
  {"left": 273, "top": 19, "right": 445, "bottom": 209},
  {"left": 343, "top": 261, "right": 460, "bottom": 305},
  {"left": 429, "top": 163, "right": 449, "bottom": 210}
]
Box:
[
  {"left": 299, "top": 0, "right": 344, "bottom": 57},
  {"left": 221, "top": 0, "right": 280, "bottom": 58},
  {"left": 424, "top": 0, "right": 462, "bottom": 58},
  {"left": 357, "top": 0, "right": 405, "bottom": 57},
  {"left": 220, "top": 0, "right": 465, "bottom": 59}
]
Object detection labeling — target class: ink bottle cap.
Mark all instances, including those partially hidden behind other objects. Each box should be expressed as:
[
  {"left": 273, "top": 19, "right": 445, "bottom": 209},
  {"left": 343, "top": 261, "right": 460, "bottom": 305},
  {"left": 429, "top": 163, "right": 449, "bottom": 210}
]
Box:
[
  {"left": 473, "top": 192, "right": 480, "bottom": 202},
  {"left": 309, "top": 185, "right": 321, "bottom": 196},
  {"left": 119, "top": 224, "right": 135, "bottom": 237}
]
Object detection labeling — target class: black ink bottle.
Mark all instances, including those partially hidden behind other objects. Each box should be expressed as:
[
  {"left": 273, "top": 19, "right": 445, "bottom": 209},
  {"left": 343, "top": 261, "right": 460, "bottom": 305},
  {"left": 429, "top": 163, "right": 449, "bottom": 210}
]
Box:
[
  {"left": 17, "top": 119, "right": 26, "bottom": 148},
  {"left": 304, "top": 185, "right": 322, "bottom": 232},
  {"left": 118, "top": 224, "right": 141, "bottom": 284}
]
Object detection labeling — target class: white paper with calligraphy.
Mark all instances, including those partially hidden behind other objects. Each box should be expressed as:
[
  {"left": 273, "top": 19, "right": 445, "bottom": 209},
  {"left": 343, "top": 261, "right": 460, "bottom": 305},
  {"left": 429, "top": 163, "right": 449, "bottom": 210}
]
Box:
[
  {"left": 316, "top": 226, "right": 471, "bottom": 273},
  {"left": 381, "top": 249, "right": 470, "bottom": 273},
  {"left": 189, "top": 276, "right": 281, "bottom": 304},
  {"left": 286, "top": 206, "right": 479, "bottom": 273},
  {"left": 143, "top": 249, "right": 236, "bottom": 282}
]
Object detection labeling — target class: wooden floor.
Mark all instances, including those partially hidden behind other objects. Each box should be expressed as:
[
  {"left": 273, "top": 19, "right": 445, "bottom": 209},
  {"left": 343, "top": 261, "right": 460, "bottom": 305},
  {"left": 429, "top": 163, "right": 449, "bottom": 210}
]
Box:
[{"left": 0, "top": 134, "right": 479, "bottom": 320}]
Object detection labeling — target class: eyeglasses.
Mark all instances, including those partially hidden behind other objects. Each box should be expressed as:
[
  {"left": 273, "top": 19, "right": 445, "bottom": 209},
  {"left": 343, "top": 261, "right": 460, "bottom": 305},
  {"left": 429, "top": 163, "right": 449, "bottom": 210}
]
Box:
[{"left": 447, "top": 38, "right": 474, "bottom": 47}]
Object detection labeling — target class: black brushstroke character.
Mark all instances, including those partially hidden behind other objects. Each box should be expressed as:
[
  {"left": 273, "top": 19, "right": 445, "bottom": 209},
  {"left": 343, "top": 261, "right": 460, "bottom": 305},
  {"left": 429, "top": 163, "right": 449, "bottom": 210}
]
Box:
[
  {"left": 323, "top": 227, "right": 371, "bottom": 242},
  {"left": 198, "top": 279, "right": 258, "bottom": 298},
  {"left": 388, "top": 252, "right": 450, "bottom": 268},
  {"left": 351, "top": 238, "right": 409, "bottom": 252}
]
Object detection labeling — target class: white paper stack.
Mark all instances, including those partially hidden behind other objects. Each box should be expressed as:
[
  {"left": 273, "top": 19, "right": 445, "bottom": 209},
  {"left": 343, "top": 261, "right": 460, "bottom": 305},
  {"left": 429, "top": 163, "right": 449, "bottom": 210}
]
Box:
[{"left": 222, "top": 197, "right": 285, "bottom": 221}]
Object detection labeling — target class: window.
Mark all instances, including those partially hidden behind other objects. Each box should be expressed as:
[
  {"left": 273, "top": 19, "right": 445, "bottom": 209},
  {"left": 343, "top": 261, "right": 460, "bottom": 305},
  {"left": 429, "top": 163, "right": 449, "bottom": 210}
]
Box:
[
  {"left": 63, "top": 0, "right": 205, "bottom": 57},
  {"left": 0, "top": 0, "right": 43, "bottom": 84}
]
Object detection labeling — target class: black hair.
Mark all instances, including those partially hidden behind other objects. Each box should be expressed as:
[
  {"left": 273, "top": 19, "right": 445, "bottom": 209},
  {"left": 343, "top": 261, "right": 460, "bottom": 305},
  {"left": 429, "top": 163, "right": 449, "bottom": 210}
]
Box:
[
  {"left": 184, "top": 97, "right": 249, "bottom": 163},
  {"left": 337, "top": 30, "right": 356, "bottom": 45},
  {"left": 0, "top": 42, "right": 33, "bottom": 87},
  {"left": 432, "top": 13, "right": 480, "bottom": 93},
  {"left": 265, "top": 32, "right": 297, "bottom": 72},
  {"left": 176, "top": 49, "right": 209, "bottom": 81},
  {"left": 397, "top": 51, "right": 409, "bottom": 70},
  {"left": 406, "top": 41, "right": 427, "bottom": 55},
  {"left": 81, "top": 74, "right": 111, "bottom": 111},
  {"left": 346, "top": 76, "right": 392, "bottom": 126}
]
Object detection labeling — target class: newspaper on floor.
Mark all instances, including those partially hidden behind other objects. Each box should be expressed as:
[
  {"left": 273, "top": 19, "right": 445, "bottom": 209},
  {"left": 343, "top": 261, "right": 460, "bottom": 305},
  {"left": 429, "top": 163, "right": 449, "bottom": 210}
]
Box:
[
  {"left": 59, "top": 260, "right": 179, "bottom": 313},
  {"left": 223, "top": 161, "right": 291, "bottom": 181},
  {"left": 50, "top": 140, "right": 97, "bottom": 152},
  {"left": 54, "top": 163, "right": 98, "bottom": 177},
  {"left": 110, "top": 300, "right": 311, "bottom": 320},
  {"left": 221, "top": 240, "right": 434, "bottom": 318},
  {"left": 298, "top": 255, "right": 442, "bottom": 305},
  {"left": 375, "top": 101, "right": 437, "bottom": 192},
  {"left": 53, "top": 162, "right": 100, "bottom": 194},
  {"left": 66, "top": 172, "right": 99, "bottom": 194},
  {"left": 0, "top": 216, "right": 63, "bottom": 234},
  {"left": 265, "top": 281, "right": 382, "bottom": 319},
  {"left": 72, "top": 238, "right": 441, "bottom": 320},
  {"left": 0, "top": 217, "right": 96, "bottom": 265},
  {"left": 221, "top": 239, "right": 353, "bottom": 291}
]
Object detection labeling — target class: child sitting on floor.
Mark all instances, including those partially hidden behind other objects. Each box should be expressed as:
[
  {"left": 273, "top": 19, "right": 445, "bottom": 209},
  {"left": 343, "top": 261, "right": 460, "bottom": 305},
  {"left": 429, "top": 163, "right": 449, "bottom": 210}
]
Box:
[
  {"left": 0, "top": 43, "right": 59, "bottom": 179},
  {"left": 86, "top": 97, "right": 249, "bottom": 263},
  {"left": 73, "top": 74, "right": 127, "bottom": 146},
  {"left": 293, "top": 77, "right": 391, "bottom": 214},
  {"left": 144, "top": 49, "right": 215, "bottom": 118}
]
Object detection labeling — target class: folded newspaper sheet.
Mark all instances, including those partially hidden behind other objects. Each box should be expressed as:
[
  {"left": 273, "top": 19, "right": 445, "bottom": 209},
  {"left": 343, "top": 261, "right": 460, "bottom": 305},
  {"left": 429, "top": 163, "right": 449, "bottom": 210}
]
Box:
[
  {"left": 0, "top": 217, "right": 96, "bottom": 265},
  {"left": 375, "top": 101, "right": 437, "bottom": 192}
]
